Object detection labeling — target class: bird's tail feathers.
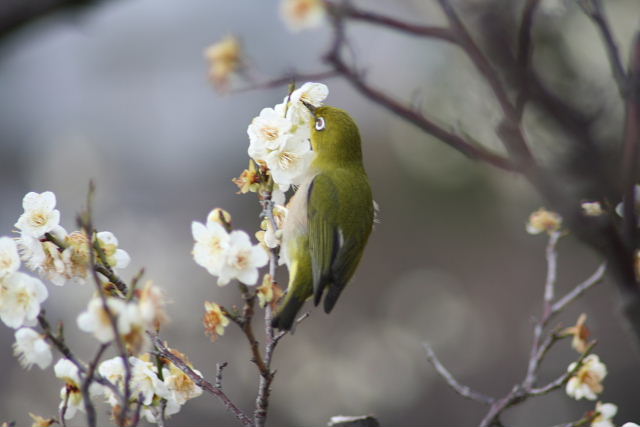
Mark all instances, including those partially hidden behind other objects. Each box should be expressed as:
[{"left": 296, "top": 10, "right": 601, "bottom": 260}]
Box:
[{"left": 271, "top": 292, "right": 305, "bottom": 331}]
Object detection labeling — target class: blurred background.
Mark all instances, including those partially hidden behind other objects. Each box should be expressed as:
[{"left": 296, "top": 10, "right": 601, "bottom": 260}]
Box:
[{"left": 1, "top": 0, "right": 639, "bottom": 425}]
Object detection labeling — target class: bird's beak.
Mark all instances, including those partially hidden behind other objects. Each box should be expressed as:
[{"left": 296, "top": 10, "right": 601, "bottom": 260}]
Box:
[{"left": 302, "top": 101, "right": 317, "bottom": 117}]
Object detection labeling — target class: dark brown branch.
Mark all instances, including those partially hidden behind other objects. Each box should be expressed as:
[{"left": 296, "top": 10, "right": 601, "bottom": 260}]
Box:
[
  {"left": 515, "top": 0, "right": 542, "bottom": 117},
  {"left": 59, "top": 387, "right": 70, "bottom": 427},
  {"left": 437, "top": 0, "right": 512, "bottom": 120},
  {"left": 436, "top": 0, "right": 534, "bottom": 165},
  {"left": 81, "top": 343, "right": 109, "bottom": 427},
  {"left": 149, "top": 332, "right": 252, "bottom": 426},
  {"left": 325, "top": 0, "right": 457, "bottom": 42},
  {"left": 578, "top": 0, "right": 629, "bottom": 97},
  {"left": 326, "top": 53, "right": 516, "bottom": 171},
  {"left": 621, "top": 33, "right": 640, "bottom": 249},
  {"left": 0, "top": 0, "right": 105, "bottom": 41}
]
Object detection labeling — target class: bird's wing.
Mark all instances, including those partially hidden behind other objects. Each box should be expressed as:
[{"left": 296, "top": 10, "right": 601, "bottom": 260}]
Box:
[
  {"left": 307, "top": 173, "right": 339, "bottom": 306},
  {"left": 307, "top": 173, "right": 364, "bottom": 312}
]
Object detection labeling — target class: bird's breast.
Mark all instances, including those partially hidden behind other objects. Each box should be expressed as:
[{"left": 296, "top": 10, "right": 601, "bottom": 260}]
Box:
[{"left": 280, "top": 175, "right": 315, "bottom": 267}]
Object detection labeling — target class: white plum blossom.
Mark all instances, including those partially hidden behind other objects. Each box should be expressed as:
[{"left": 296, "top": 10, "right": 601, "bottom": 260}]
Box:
[
  {"left": 290, "top": 82, "right": 329, "bottom": 109},
  {"left": 15, "top": 191, "right": 61, "bottom": 238},
  {"left": 592, "top": 402, "right": 617, "bottom": 427},
  {"left": 192, "top": 219, "right": 230, "bottom": 276},
  {"left": 139, "top": 281, "right": 169, "bottom": 330},
  {"left": 280, "top": 0, "right": 326, "bottom": 32},
  {"left": 0, "top": 237, "right": 20, "bottom": 279},
  {"left": 566, "top": 354, "right": 607, "bottom": 400},
  {"left": 217, "top": 230, "right": 269, "bottom": 286},
  {"left": 77, "top": 297, "right": 140, "bottom": 343},
  {"left": 248, "top": 107, "right": 293, "bottom": 162},
  {"left": 16, "top": 232, "right": 47, "bottom": 272},
  {"left": 0, "top": 271, "right": 48, "bottom": 328},
  {"left": 99, "top": 356, "right": 169, "bottom": 407},
  {"left": 622, "top": 423, "right": 640, "bottom": 427},
  {"left": 162, "top": 362, "right": 203, "bottom": 405},
  {"left": 13, "top": 327, "right": 52, "bottom": 370},
  {"left": 264, "top": 135, "right": 314, "bottom": 191},
  {"left": 278, "top": 82, "right": 329, "bottom": 126},
  {"left": 141, "top": 398, "right": 182, "bottom": 423},
  {"left": 55, "top": 358, "right": 103, "bottom": 420},
  {"left": 15, "top": 229, "right": 78, "bottom": 286},
  {"left": 96, "top": 231, "right": 131, "bottom": 270}
]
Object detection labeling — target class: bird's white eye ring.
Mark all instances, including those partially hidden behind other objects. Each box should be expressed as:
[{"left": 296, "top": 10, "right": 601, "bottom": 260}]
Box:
[{"left": 315, "top": 117, "right": 326, "bottom": 131}]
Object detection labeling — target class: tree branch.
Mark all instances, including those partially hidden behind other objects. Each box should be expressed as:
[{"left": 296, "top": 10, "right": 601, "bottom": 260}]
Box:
[
  {"left": 578, "top": 0, "right": 629, "bottom": 97},
  {"left": 0, "top": 0, "right": 105, "bottom": 41},
  {"left": 149, "top": 332, "right": 252, "bottom": 426},
  {"left": 422, "top": 342, "right": 494, "bottom": 405},
  {"left": 325, "top": 0, "right": 457, "bottom": 42}
]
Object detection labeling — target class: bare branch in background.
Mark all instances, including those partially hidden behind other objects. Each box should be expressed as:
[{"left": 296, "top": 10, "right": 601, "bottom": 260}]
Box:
[
  {"left": 424, "top": 230, "right": 606, "bottom": 426},
  {"left": 232, "top": 0, "right": 640, "bottom": 352},
  {"left": 578, "top": 0, "right": 629, "bottom": 98},
  {"left": 422, "top": 343, "right": 494, "bottom": 405}
]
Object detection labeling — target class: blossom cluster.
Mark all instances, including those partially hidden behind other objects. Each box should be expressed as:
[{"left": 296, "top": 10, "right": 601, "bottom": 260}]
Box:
[
  {"left": 192, "top": 208, "right": 268, "bottom": 286},
  {"left": 14, "top": 192, "right": 130, "bottom": 287},
  {"left": 246, "top": 82, "right": 327, "bottom": 192},
  {"left": 559, "top": 314, "right": 640, "bottom": 427},
  {"left": 54, "top": 350, "right": 202, "bottom": 422},
  {"left": 0, "top": 191, "right": 198, "bottom": 424},
  {"left": 76, "top": 280, "right": 166, "bottom": 355}
]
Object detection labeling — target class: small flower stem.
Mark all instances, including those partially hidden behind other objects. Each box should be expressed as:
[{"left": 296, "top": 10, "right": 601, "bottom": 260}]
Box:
[
  {"left": 81, "top": 343, "right": 109, "bottom": 427},
  {"left": 59, "top": 388, "right": 70, "bottom": 427},
  {"left": 79, "top": 181, "right": 132, "bottom": 427},
  {"left": 37, "top": 312, "right": 123, "bottom": 399},
  {"left": 148, "top": 332, "right": 252, "bottom": 426}
]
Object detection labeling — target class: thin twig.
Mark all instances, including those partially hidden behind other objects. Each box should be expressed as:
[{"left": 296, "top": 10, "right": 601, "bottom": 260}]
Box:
[
  {"left": 529, "top": 342, "right": 596, "bottom": 396},
  {"left": 544, "top": 231, "right": 561, "bottom": 307},
  {"left": 38, "top": 312, "right": 123, "bottom": 399},
  {"left": 149, "top": 332, "right": 252, "bottom": 426},
  {"left": 59, "top": 388, "right": 70, "bottom": 427},
  {"left": 422, "top": 343, "right": 494, "bottom": 405},
  {"left": 81, "top": 343, "right": 109, "bottom": 427},
  {"left": 551, "top": 263, "right": 607, "bottom": 314},
  {"left": 215, "top": 362, "right": 228, "bottom": 389}
]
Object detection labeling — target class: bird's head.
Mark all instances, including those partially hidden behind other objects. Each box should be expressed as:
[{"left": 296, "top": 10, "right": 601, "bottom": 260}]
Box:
[{"left": 303, "top": 104, "right": 363, "bottom": 166}]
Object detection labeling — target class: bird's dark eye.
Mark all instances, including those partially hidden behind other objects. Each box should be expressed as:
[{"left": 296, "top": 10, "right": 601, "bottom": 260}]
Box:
[{"left": 315, "top": 117, "right": 326, "bottom": 131}]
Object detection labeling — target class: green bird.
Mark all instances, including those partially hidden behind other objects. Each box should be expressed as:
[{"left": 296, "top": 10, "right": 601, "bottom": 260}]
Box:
[{"left": 271, "top": 104, "right": 374, "bottom": 331}]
